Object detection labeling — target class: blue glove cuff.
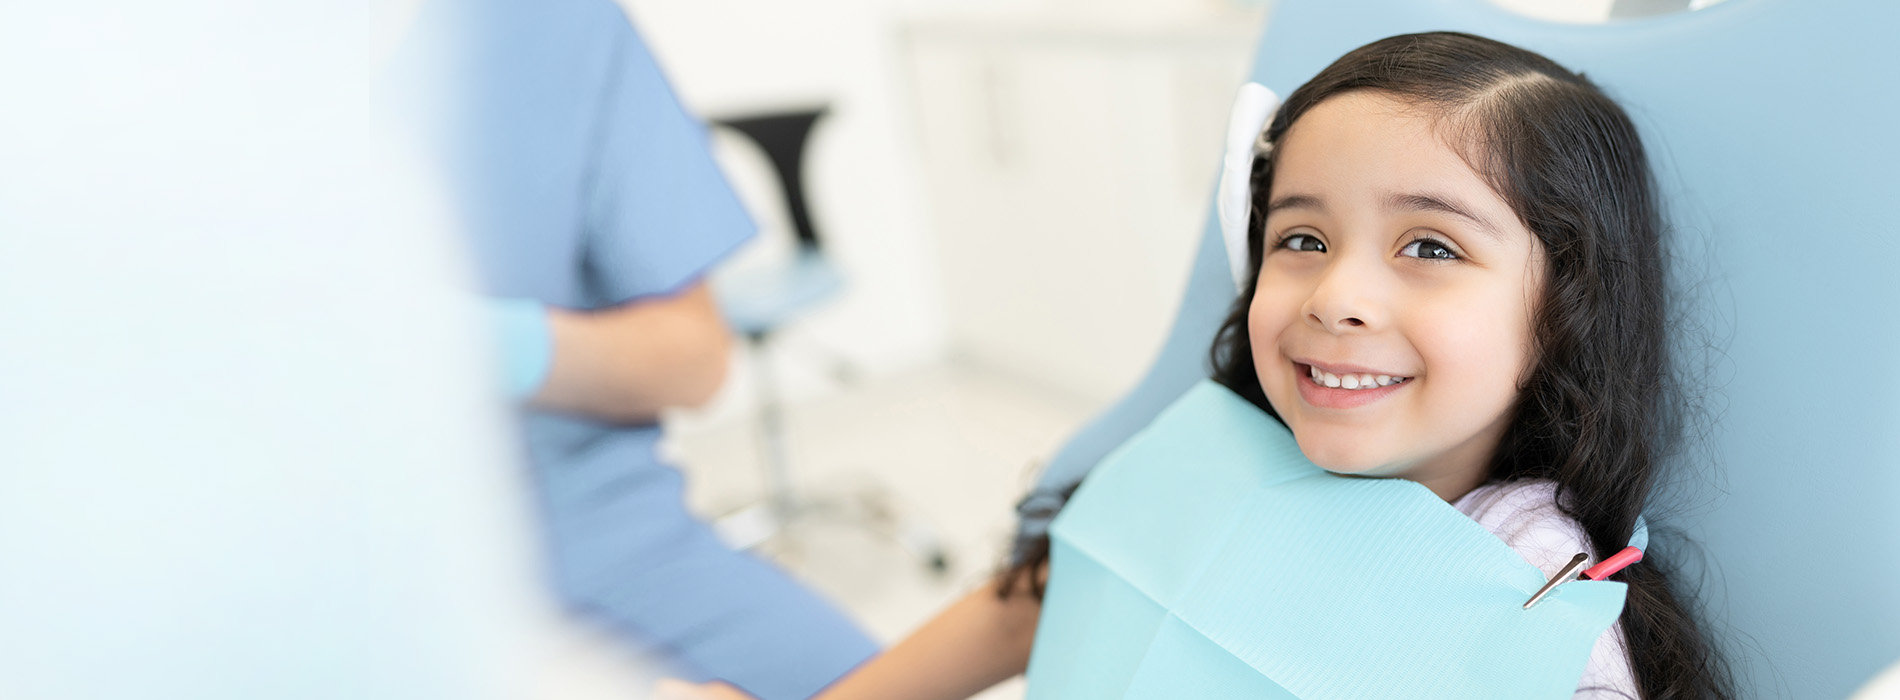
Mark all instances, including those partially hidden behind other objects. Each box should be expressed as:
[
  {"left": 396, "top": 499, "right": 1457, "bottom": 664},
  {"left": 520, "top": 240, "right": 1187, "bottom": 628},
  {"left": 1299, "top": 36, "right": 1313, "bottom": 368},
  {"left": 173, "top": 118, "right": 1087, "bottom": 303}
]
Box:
[{"left": 489, "top": 298, "right": 552, "bottom": 400}]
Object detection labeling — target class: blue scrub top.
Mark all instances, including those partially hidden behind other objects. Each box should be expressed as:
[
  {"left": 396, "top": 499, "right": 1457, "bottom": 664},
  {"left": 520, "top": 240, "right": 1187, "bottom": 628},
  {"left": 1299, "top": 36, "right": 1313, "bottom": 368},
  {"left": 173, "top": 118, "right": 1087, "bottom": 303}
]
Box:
[{"left": 407, "top": 1, "right": 877, "bottom": 696}]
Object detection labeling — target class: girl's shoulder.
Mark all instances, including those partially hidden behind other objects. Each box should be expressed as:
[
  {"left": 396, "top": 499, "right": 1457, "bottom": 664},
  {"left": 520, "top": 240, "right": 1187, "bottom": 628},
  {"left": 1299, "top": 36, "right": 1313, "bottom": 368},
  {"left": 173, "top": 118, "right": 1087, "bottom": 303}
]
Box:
[{"left": 1452, "top": 479, "right": 1591, "bottom": 579}]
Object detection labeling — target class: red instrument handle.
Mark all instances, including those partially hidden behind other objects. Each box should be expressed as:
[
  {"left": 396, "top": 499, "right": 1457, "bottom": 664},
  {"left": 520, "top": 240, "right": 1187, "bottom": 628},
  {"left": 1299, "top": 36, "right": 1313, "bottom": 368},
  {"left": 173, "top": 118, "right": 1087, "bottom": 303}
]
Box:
[{"left": 1581, "top": 546, "right": 1644, "bottom": 580}]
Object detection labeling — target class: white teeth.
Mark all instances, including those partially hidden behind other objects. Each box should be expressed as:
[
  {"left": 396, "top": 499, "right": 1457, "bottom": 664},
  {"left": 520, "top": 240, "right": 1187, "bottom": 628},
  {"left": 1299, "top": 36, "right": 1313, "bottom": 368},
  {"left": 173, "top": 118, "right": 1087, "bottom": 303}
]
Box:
[{"left": 1307, "top": 365, "right": 1410, "bottom": 391}]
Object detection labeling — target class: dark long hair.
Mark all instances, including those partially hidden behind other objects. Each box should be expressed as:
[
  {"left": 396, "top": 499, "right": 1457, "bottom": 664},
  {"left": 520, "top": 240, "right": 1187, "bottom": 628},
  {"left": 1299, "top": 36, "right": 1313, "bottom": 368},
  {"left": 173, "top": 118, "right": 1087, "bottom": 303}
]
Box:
[{"left": 1003, "top": 32, "right": 1733, "bottom": 700}]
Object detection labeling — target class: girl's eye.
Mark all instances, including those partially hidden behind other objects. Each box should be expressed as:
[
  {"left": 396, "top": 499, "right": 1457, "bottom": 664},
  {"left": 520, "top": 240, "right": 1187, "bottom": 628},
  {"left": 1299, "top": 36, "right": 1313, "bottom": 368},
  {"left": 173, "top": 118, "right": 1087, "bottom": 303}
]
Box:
[
  {"left": 1277, "top": 233, "right": 1326, "bottom": 253},
  {"left": 1400, "top": 237, "right": 1459, "bottom": 261}
]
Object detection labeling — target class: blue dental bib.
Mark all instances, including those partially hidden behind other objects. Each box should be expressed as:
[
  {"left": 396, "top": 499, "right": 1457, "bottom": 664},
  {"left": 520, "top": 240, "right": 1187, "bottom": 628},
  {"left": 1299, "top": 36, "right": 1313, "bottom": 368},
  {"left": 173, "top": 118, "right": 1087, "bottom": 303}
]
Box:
[{"left": 1026, "top": 381, "right": 1625, "bottom": 699}]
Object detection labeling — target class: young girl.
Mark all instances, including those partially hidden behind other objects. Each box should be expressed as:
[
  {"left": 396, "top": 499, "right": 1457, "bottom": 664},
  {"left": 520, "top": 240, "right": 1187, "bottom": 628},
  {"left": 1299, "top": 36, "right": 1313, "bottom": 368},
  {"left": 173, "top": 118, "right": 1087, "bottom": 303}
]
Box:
[{"left": 659, "top": 31, "right": 1733, "bottom": 700}]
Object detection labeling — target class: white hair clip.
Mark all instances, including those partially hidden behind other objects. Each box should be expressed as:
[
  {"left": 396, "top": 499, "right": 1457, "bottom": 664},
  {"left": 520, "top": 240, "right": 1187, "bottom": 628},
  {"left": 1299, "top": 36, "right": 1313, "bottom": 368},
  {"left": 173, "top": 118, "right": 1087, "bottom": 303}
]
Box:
[{"left": 1216, "top": 82, "right": 1281, "bottom": 292}]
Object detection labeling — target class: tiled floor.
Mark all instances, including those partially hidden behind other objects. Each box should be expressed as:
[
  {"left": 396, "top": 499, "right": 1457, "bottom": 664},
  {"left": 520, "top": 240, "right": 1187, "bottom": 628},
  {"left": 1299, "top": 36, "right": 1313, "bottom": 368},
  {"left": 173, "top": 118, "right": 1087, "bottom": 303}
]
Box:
[{"left": 664, "top": 358, "right": 1104, "bottom": 700}]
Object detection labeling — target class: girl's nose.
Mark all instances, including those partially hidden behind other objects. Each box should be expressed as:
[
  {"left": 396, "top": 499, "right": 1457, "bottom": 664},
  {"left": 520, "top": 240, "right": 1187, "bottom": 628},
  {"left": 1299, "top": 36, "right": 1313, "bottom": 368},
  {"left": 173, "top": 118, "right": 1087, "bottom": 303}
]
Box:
[{"left": 1302, "top": 259, "right": 1384, "bottom": 333}]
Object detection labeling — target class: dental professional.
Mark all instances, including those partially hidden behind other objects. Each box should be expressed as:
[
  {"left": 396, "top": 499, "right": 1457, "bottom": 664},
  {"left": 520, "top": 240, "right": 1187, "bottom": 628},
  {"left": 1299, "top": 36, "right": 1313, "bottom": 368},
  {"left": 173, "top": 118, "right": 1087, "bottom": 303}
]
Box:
[{"left": 410, "top": 0, "right": 879, "bottom": 697}]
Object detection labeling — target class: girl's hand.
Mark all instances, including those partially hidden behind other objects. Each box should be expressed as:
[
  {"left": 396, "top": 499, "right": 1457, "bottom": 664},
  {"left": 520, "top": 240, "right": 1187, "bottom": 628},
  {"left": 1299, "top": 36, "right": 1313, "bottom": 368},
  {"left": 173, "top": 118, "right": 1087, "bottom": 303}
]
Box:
[
  {"left": 651, "top": 577, "right": 1045, "bottom": 700},
  {"left": 650, "top": 679, "right": 758, "bottom": 700}
]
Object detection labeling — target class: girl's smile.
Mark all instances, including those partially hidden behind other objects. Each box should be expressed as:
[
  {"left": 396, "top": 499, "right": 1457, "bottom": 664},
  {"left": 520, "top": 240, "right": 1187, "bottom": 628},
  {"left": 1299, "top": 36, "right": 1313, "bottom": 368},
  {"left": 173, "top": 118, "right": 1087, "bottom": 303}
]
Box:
[{"left": 1292, "top": 359, "right": 1412, "bottom": 410}]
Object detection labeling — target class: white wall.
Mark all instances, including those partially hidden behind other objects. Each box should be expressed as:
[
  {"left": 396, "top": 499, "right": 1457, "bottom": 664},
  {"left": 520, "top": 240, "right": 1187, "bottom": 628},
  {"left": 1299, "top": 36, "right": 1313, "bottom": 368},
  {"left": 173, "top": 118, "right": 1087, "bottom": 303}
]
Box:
[{"left": 902, "top": 13, "right": 1261, "bottom": 403}]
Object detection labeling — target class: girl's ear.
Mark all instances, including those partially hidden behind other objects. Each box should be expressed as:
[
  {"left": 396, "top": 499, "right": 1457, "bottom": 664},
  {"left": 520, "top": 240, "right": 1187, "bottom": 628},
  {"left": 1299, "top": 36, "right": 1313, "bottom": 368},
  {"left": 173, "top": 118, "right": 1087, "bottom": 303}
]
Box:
[{"left": 1219, "top": 82, "right": 1279, "bottom": 292}]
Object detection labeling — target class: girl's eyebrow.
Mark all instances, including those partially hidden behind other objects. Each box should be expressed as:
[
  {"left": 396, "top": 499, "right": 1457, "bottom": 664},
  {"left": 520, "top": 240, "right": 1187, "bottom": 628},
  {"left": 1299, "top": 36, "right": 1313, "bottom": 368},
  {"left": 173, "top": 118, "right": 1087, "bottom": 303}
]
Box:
[
  {"left": 1264, "top": 193, "right": 1327, "bottom": 216},
  {"left": 1384, "top": 192, "right": 1504, "bottom": 243},
  {"left": 1266, "top": 191, "right": 1504, "bottom": 244}
]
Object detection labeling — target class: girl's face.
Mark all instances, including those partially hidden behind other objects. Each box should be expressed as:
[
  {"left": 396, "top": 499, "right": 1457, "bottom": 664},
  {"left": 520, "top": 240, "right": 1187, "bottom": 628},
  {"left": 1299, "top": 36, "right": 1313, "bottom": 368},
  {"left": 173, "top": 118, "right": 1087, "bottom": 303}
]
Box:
[{"left": 1249, "top": 91, "right": 1545, "bottom": 500}]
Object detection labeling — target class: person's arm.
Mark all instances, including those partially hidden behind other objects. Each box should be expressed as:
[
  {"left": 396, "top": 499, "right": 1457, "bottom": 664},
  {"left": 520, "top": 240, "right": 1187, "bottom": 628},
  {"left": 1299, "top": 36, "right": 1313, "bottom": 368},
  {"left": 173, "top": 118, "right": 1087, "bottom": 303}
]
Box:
[
  {"left": 653, "top": 577, "right": 1042, "bottom": 700},
  {"left": 530, "top": 281, "right": 730, "bottom": 423}
]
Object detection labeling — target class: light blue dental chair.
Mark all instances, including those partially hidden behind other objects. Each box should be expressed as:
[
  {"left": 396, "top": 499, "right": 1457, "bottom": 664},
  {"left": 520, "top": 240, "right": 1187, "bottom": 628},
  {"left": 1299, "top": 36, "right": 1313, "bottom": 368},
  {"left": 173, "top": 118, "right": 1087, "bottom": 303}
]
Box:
[{"left": 1015, "top": 1, "right": 1900, "bottom": 697}]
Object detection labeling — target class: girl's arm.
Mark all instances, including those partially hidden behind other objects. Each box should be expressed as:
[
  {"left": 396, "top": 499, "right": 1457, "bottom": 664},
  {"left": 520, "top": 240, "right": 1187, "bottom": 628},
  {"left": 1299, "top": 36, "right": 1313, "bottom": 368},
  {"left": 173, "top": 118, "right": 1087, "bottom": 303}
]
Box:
[
  {"left": 655, "top": 577, "right": 1042, "bottom": 700},
  {"left": 812, "top": 578, "right": 1041, "bottom": 700}
]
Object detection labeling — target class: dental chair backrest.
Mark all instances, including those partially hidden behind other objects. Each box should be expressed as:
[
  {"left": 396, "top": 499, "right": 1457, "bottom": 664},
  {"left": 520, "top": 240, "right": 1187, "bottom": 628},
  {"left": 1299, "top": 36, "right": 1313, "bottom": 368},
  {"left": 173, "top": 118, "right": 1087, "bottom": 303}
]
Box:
[{"left": 1020, "top": 0, "right": 1900, "bottom": 697}]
